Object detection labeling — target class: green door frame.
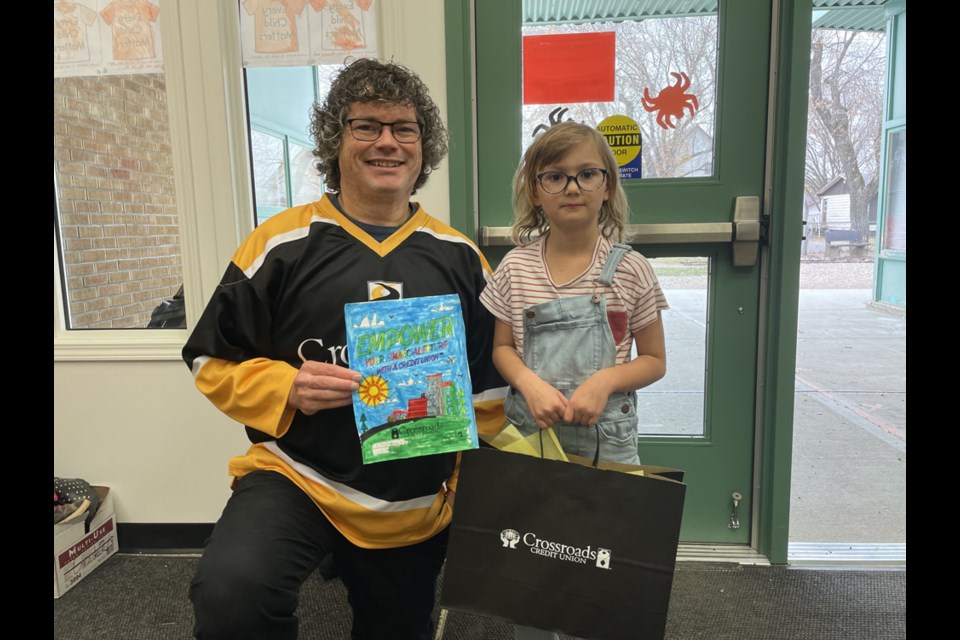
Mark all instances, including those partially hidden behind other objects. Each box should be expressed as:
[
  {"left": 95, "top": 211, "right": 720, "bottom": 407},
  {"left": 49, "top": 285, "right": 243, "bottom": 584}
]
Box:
[
  {"left": 757, "top": 0, "right": 811, "bottom": 564},
  {"left": 872, "top": 0, "right": 906, "bottom": 307},
  {"left": 444, "top": 0, "right": 811, "bottom": 564},
  {"left": 444, "top": 0, "right": 479, "bottom": 239}
]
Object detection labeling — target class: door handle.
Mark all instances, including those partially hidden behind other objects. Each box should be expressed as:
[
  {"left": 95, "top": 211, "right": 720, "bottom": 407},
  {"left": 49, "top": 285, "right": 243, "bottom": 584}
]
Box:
[
  {"left": 479, "top": 196, "right": 762, "bottom": 267},
  {"left": 731, "top": 196, "right": 761, "bottom": 267}
]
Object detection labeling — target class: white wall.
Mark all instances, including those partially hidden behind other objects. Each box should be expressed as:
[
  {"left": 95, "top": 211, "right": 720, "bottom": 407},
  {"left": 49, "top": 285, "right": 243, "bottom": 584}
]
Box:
[{"left": 53, "top": 0, "right": 450, "bottom": 524}]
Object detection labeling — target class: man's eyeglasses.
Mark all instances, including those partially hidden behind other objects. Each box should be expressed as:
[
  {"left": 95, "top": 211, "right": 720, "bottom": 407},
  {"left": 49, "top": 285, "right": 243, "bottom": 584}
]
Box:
[
  {"left": 536, "top": 168, "right": 608, "bottom": 194},
  {"left": 346, "top": 118, "right": 423, "bottom": 143}
]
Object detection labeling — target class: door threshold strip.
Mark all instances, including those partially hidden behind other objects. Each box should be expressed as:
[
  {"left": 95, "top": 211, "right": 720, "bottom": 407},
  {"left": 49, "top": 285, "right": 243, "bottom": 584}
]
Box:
[
  {"left": 788, "top": 542, "right": 906, "bottom": 567},
  {"left": 676, "top": 543, "right": 770, "bottom": 566}
]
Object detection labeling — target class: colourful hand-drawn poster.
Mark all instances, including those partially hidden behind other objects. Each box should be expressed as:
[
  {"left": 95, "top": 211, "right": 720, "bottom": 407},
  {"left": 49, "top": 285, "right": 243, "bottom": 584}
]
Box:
[
  {"left": 344, "top": 294, "right": 479, "bottom": 465},
  {"left": 240, "top": 0, "right": 312, "bottom": 66},
  {"left": 308, "top": 0, "right": 378, "bottom": 65}
]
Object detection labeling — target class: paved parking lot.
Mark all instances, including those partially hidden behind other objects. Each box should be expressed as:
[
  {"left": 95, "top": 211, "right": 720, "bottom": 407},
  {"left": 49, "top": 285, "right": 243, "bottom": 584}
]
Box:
[
  {"left": 653, "top": 260, "right": 906, "bottom": 546},
  {"left": 791, "top": 286, "right": 905, "bottom": 544}
]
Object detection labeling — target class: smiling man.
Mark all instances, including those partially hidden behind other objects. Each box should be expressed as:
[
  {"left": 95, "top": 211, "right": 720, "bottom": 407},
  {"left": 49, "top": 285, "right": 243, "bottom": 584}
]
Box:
[{"left": 182, "top": 59, "right": 505, "bottom": 640}]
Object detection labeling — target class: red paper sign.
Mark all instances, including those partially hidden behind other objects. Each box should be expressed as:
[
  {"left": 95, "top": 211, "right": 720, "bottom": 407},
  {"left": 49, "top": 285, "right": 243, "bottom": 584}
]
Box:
[{"left": 523, "top": 32, "right": 616, "bottom": 105}]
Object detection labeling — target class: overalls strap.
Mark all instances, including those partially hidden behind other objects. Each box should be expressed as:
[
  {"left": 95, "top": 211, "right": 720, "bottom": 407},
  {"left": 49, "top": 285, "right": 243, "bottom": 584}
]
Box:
[{"left": 597, "top": 243, "right": 633, "bottom": 286}]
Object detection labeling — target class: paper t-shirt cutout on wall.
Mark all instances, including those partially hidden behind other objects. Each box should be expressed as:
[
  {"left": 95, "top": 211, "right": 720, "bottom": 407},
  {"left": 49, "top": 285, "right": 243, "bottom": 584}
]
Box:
[
  {"left": 55, "top": 1, "right": 100, "bottom": 64},
  {"left": 100, "top": 0, "right": 161, "bottom": 61},
  {"left": 309, "top": 0, "right": 377, "bottom": 61},
  {"left": 54, "top": 0, "right": 163, "bottom": 78},
  {"left": 238, "top": 0, "right": 378, "bottom": 67},
  {"left": 243, "top": 0, "right": 308, "bottom": 54}
]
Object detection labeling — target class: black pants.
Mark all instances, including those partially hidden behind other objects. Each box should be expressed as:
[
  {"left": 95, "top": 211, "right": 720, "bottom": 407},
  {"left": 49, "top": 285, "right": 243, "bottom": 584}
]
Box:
[{"left": 189, "top": 470, "right": 449, "bottom": 640}]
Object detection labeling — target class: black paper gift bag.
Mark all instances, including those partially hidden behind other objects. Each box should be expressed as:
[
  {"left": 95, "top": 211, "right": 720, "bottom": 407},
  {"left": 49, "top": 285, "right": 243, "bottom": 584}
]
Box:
[{"left": 439, "top": 447, "right": 686, "bottom": 640}]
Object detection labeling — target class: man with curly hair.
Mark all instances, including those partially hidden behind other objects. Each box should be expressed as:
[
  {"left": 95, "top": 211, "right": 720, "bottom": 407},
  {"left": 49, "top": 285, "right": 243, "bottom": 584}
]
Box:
[{"left": 183, "top": 58, "right": 505, "bottom": 640}]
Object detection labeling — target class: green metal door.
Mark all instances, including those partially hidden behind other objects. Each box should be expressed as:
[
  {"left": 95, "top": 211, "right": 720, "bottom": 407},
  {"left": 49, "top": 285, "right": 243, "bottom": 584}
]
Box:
[{"left": 451, "top": 0, "right": 778, "bottom": 545}]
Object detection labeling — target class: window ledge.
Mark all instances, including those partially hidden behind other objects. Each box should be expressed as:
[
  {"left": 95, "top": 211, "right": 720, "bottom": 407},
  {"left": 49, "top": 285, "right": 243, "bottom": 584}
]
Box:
[{"left": 54, "top": 330, "right": 188, "bottom": 362}]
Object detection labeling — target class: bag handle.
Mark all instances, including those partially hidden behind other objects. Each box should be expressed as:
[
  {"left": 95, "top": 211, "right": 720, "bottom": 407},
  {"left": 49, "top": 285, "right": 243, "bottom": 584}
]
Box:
[
  {"left": 539, "top": 427, "right": 602, "bottom": 468},
  {"left": 592, "top": 427, "right": 600, "bottom": 468}
]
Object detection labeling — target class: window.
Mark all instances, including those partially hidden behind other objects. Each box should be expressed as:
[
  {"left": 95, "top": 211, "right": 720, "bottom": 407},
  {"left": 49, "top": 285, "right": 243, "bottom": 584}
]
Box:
[
  {"left": 249, "top": 128, "right": 289, "bottom": 223},
  {"left": 54, "top": 73, "right": 184, "bottom": 330},
  {"left": 245, "top": 65, "right": 339, "bottom": 226},
  {"left": 881, "top": 128, "right": 905, "bottom": 253}
]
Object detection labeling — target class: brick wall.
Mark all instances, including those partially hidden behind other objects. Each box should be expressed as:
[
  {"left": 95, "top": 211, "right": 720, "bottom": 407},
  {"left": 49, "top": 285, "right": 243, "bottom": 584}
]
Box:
[{"left": 54, "top": 74, "right": 183, "bottom": 329}]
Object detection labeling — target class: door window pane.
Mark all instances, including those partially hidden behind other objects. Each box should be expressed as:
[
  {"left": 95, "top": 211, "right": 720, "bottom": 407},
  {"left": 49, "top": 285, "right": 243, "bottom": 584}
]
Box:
[
  {"left": 636, "top": 257, "right": 708, "bottom": 437},
  {"left": 54, "top": 74, "right": 184, "bottom": 330},
  {"left": 522, "top": 2, "right": 719, "bottom": 179},
  {"left": 882, "top": 129, "right": 905, "bottom": 253}
]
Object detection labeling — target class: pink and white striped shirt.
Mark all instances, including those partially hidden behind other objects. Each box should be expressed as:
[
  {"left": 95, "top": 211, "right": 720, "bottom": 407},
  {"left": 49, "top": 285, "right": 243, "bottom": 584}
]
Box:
[{"left": 480, "top": 235, "right": 669, "bottom": 364}]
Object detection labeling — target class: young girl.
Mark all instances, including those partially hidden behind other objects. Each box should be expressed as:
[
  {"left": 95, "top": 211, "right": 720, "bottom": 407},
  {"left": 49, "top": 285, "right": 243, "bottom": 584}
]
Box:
[
  {"left": 481, "top": 120, "right": 668, "bottom": 466},
  {"left": 479, "top": 120, "right": 669, "bottom": 640}
]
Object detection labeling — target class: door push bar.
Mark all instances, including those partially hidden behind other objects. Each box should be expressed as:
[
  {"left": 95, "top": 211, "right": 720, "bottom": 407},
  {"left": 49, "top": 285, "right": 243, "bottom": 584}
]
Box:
[{"left": 479, "top": 196, "right": 762, "bottom": 267}]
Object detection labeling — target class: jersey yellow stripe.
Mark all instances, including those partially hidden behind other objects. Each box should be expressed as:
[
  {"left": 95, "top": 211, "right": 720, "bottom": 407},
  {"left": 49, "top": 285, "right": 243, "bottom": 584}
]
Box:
[
  {"left": 231, "top": 202, "right": 323, "bottom": 273},
  {"left": 229, "top": 443, "right": 453, "bottom": 548}
]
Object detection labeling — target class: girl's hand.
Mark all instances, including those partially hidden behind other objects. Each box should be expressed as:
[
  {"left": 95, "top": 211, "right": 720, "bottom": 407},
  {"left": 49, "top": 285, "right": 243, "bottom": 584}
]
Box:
[
  {"left": 517, "top": 375, "right": 569, "bottom": 430},
  {"left": 491, "top": 319, "right": 568, "bottom": 430},
  {"left": 564, "top": 370, "right": 614, "bottom": 426}
]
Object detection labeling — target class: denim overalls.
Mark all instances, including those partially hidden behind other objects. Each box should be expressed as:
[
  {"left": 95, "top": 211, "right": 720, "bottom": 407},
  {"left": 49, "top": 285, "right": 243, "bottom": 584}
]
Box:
[{"left": 503, "top": 243, "right": 641, "bottom": 465}]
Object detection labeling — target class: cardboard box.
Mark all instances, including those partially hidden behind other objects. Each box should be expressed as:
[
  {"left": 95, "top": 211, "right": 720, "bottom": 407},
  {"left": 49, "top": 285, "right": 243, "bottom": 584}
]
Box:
[{"left": 53, "top": 486, "right": 117, "bottom": 598}]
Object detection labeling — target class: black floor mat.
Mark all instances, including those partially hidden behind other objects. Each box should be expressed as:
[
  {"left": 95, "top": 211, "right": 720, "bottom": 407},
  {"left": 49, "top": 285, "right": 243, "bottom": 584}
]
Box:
[{"left": 53, "top": 555, "right": 905, "bottom": 640}]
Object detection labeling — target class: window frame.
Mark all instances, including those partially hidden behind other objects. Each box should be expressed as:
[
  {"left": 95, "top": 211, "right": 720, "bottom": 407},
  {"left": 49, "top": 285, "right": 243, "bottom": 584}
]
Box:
[
  {"left": 248, "top": 122, "right": 327, "bottom": 227},
  {"left": 54, "top": 0, "right": 254, "bottom": 361},
  {"left": 54, "top": 1, "right": 434, "bottom": 361}
]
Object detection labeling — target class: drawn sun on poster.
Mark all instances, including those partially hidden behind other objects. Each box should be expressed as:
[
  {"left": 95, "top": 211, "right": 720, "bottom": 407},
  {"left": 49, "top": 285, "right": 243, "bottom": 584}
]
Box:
[{"left": 358, "top": 375, "right": 389, "bottom": 407}]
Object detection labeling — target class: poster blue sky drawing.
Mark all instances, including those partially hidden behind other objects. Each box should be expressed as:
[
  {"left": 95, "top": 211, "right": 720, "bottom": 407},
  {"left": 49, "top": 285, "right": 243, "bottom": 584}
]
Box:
[{"left": 344, "top": 294, "right": 478, "bottom": 464}]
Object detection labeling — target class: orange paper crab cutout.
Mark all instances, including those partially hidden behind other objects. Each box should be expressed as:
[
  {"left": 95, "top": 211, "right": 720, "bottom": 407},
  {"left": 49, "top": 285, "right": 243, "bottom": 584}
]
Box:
[{"left": 642, "top": 72, "right": 699, "bottom": 130}]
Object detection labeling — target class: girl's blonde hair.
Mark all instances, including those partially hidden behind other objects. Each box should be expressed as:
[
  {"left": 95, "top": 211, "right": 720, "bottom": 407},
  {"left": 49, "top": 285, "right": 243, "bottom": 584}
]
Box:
[{"left": 512, "top": 121, "right": 629, "bottom": 245}]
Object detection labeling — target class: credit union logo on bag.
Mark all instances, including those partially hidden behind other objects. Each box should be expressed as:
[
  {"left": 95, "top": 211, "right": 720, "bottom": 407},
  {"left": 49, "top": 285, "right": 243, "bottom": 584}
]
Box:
[
  {"left": 500, "top": 529, "right": 613, "bottom": 570},
  {"left": 596, "top": 548, "right": 611, "bottom": 569},
  {"left": 500, "top": 529, "right": 520, "bottom": 548}
]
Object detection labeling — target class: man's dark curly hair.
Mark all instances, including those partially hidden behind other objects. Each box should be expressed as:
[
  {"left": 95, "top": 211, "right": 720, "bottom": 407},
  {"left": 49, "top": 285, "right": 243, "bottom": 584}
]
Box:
[{"left": 310, "top": 58, "right": 449, "bottom": 194}]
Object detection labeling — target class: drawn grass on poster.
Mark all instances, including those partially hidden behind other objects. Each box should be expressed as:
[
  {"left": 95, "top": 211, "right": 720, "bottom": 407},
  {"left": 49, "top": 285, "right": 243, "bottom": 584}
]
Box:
[{"left": 344, "top": 294, "right": 478, "bottom": 464}]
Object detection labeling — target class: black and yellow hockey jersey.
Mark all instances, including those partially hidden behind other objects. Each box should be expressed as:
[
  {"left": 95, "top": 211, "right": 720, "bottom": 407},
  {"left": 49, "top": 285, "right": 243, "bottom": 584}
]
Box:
[{"left": 183, "top": 195, "right": 506, "bottom": 548}]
